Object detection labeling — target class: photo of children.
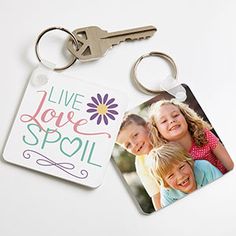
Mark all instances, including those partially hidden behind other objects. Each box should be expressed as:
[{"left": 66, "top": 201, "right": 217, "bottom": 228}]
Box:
[{"left": 112, "top": 84, "right": 234, "bottom": 214}]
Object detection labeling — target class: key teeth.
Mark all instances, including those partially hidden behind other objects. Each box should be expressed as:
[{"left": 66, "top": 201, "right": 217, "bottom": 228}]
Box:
[
  {"left": 110, "top": 35, "right": 152, "bottom": 46},
  {"left": 128, "top": 36, "right": 151, "bottom": 41}
]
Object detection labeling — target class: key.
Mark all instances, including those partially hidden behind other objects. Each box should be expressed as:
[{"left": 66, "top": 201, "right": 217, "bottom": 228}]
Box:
[{"left": 66, "top": 25, "right": 157, "bottom": 61}]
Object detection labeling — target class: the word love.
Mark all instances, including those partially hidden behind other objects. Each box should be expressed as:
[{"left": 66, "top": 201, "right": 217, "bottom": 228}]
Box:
[{"left": 20, "top": 87, "right": 111, "bottom": 138}]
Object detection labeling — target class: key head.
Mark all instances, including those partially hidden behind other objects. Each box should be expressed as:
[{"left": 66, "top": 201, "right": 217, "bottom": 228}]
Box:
[{"left": 67, "top": 26, "right": 109, "bottom": 61}]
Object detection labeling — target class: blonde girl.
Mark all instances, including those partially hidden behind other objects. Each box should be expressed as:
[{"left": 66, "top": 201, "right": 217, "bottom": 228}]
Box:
[{"left": 148, "top": 99, "right": 234, "bottom": 174}]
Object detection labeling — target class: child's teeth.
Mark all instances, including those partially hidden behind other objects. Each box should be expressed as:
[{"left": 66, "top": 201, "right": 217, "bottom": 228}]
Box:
[{"left": 181, "top": 178, "right": 188, "bottom": 186}]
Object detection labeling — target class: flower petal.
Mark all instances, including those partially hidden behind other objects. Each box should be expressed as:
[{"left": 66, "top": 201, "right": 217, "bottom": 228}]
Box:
[
  {"left": 103, "top": 94, "right": 108, "bottom": 104},
  {"left": 90, "top": 113, "right": 99, "bottom": 120},
  {"left": 103, "top": 115, "right": 108, "bottom": 125},
  {"left": 107, "top": 110, "right": 118, "bottom": 115},
  {"left": 97, "top": 114, "right": 102, "bottom": 124},
  {"left": 87, "top": 108, "right": 97, "bottom": 113},
  {"left": 107, "top": 104, "right": 118, "bottom": 109},
  {"left": 106, "top": 98, "right": 115, "bottom": 106},
  {"left": 97, "top": 94, "right": 102, "bottom": 104},
  {"left": 106, "top": 113, "right": 115, "bottom": 120},
  {"left": 91, "top": 96, "right": 99, "bottom": 105},
  {"left": 87, "top": 103, "right": 97, "bottom": 108}
]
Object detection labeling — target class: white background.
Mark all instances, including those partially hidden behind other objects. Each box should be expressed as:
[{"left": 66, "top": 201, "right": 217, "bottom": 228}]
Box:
[{"left": 0, "top": 0, "right": 236, "bottom": 235}]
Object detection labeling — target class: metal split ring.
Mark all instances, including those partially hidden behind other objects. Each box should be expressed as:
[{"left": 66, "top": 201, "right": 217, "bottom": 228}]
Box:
[
  {"left": 35, "top": 27, "right": 79, "bottom": 71},
  {"left": 131, "top": 52, "right": 178, "bottom": 95}
]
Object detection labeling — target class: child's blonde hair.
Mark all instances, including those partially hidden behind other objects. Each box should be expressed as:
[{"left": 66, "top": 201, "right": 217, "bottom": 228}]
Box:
[
  {"left": 148, "top": 99, "right": 211, "bottom": 147},
  {"left": 147, "top": 142, "right": 194, "bottom": 188}
]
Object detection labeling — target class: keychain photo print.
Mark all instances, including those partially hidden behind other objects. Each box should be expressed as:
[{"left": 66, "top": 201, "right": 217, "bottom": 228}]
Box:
[{"left": 112, "top": 52, "right": 234, "bottom": 214}]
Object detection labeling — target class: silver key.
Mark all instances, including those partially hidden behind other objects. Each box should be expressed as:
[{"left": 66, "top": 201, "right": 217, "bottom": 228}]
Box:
[{"left": 67, "top": 25, "right": 157, "bottom": 61}]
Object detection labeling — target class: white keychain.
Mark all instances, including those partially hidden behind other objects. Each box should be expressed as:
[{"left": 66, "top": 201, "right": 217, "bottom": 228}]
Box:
[{"left": 3, "top": 27, "right": 127, "bottom": 188}]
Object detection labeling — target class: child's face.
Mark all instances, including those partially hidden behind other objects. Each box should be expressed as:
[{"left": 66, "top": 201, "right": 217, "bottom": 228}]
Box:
[
  {"left": 164, "top": 161, "right": 196, "bottom": 193},
  {"left": 117, "top": 123, "right": 153, "bottom": 156},
  {"left": 154, "top": 104, "right": 189, "bottom": 141}
]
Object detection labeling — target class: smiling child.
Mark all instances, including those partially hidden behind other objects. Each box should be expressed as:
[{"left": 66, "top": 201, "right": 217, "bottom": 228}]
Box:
[
  {"left": 147, "top": 142, "right": 223, "bottom": 207},
  {"left": 116, "top": 114, "right": 161, "bottom": 210},
  {"left": 148, "top": 99, "right": 234, "bottom": 174}
]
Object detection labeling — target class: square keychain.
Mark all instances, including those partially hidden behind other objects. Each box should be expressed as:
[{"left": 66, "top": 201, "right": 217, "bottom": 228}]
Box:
[
  {"left": 3, "top": 27, "right": 127, "bottom": 188},
  {"left": 112, "top": 52, "right": 234, "bottom": 214}
]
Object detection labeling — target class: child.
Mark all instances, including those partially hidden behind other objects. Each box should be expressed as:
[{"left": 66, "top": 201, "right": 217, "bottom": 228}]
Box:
[
  {"left": 147, "top": 142, "right": 223, "bottom": 207},
  {"left": 148, "top": 99, "right": 234, "bottom": 174},
  {"left": 116, "top": 114, "right": 161, "bottom": 210}
]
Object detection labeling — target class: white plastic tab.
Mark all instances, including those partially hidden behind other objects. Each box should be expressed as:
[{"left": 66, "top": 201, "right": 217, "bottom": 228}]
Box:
[
  {"left": 160, "top": 75, "right": 187, "bottom": 101},
  {"left": 31, "top": 61, "right": 56, "bottom": 87}
]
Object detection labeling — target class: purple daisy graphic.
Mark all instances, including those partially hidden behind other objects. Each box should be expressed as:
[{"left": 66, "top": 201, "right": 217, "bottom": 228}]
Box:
[{"left": 87, "top": 93, "right": 119, "bottom": 125}]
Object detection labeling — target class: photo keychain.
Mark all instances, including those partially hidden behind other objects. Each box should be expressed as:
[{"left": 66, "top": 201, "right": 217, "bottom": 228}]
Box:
[{"left": 112, "top": 52, "right": 234, "bottom": 214}]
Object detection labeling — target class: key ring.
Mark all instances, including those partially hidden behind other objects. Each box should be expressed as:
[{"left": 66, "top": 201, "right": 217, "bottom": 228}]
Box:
[
  {"left": 35, "top": 27, "right": 79, "bottom": 71},
  {"left": 131, "top": 52, "right": 178, "bottom": 95}
]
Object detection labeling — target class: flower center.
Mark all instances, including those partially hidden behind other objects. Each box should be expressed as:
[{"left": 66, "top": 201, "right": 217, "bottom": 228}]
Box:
[{"left": 97, "top": 104, "right": 108, "bottom": 115}]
